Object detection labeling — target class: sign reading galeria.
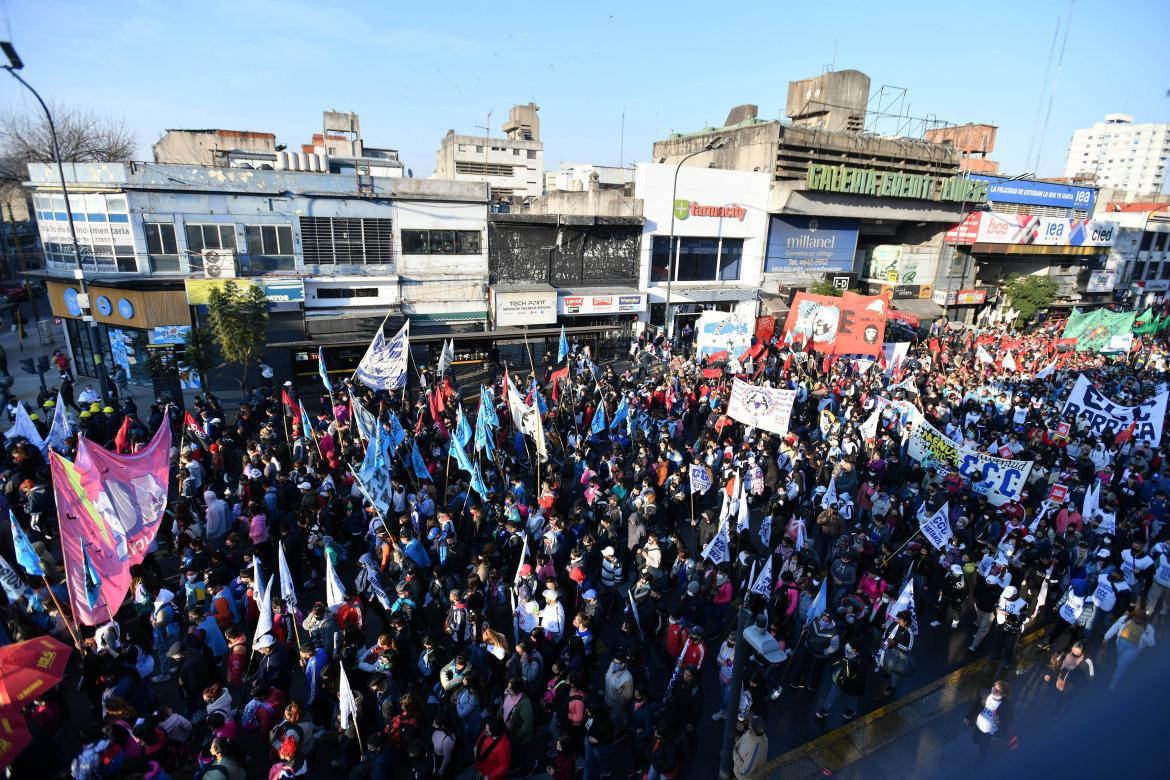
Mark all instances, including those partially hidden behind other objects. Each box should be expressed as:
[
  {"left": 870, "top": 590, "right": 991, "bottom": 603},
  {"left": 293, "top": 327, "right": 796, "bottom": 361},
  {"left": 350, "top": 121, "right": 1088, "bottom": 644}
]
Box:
[
  {"left": 726, "top": 378, "right": 797, "bottom": 434},
  {"left": 1061, "top": 374, "right": 1168, "bottom": 446},
  {"left": 904, "top": 410, "right": 1033, "bottom": 506},
  {"left": 806, "top": 163, "right": 988, "bottom": 204},
  {"left": 782, "top": 291, "right": 886, "bottom": 357}
]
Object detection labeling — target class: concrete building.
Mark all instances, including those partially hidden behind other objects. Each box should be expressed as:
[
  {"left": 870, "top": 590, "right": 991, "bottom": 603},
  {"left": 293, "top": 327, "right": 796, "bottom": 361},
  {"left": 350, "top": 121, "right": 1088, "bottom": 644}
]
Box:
[
  {"left": 1063, "top": 114, "right": 1170, "bottom": 196},
  {"left": 1095, "top": 203, "right": 1170, "bottom": 308},
  {"left": 152, "top": 129, "right": 277, "bottom": 167},
  {"left": 434, "top": 103, "right": 544, "bottom": 201},
  {"left": 785, "top": 70, "right": 870, "bottom": 133},
  {"left": 925, "top": 123, "right": 1000, "bottom": 175},
  {"left": 544, "top": 163, "right": 635, "bottom": 193},
  {"left": 24, "top": 161, "right": 488, "bottom": 390}
]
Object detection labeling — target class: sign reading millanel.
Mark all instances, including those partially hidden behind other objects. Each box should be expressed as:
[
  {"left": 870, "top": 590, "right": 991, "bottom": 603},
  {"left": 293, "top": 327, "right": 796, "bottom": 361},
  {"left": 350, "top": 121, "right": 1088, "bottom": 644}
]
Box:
[
  {"left": 1061, "top": 374, "right": 1168, "bottom": 446},
  {"left": 783, "top": 291, "right": 886, "bottom": 357},
  {"left": 696, "top": 311, "right": 752, "bottom": 361},
  {"left": 726, "top": 378, "right": 798, "bottom": 434},
  {"left": 806, "top": 163, "right": 988, "bottom": 204},
  {"left": 764, "top": 215, "right": 859, "bottom": 273},
  {"left": 904, "top": 409, "right": 1033, "bottom": 506}
]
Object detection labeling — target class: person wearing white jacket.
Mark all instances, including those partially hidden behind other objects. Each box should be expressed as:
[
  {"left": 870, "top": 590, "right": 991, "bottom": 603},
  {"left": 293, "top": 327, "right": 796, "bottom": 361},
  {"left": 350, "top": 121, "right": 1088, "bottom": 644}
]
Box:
[
  {"left": 1145, "top": 542, "right": 1170, "bottom": 616},
  {"left": 1103, "top": 607, "right": 1156, "bottom": 690}
]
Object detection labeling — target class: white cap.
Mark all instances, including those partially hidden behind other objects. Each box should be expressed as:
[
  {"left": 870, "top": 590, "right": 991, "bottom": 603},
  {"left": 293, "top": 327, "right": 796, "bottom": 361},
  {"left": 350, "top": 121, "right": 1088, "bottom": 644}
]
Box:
[
  {"left": 255, "top": 634, "right": 276, "bottom": 649},
  {"left": 1002, "top": 585, "right": 1018, "bottom": 599},
  {"left": 602, "top": 546, "right": 616, "bottom": 557},
  {"left": 950, "top": 564, "right": 963, "bottom": 577}
]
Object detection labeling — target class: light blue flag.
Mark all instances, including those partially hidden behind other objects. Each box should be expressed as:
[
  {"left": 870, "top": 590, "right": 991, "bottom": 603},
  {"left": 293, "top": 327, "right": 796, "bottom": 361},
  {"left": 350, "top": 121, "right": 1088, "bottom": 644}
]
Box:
[
  {"left": 298, "top": 401, "right": 315, "bottom": 437},
  {"left": 387, "top": 412, "right": 407, "bottom": 449},
  {"left": 450, "top": 435, "right": 474, "bottom": 474},
  {"left": 318, "top": 347, "right": 333, "bottom": 394},
  {"left": 480, "top": 386, "right": 500, "bottom": 429},
  {"left": 558, "top": 326, "right": 569, "bottom": 363},
  {"left": 455, "top": 406, "right": 473, "bottom": 448},
  {"left": 10, "top": 511, "right": 45, "bottom": 577},
  {"left": 82, "top": 545, "right": 102, "bottom": 609},
  {"left": 469, "top": 463, "right": 489, "bottom": 498},
  {"left": 609, "top": 395, "right": 629, "bottom": 431},
  {"left": 530, "top": 383, "right": 547, "bottom": 416},
  {"left": 411, "top": 441, "right": 432, "bottom": 482},
  {"left": 805, "top": 579, "right": 828, "bottom": 626},
  {"left": 350, "top": 398, "right": 377, "bottom": 443},
  {"left": 474, "top": 406, "right": 495, "bottom": 456},
  {"left": 356, "top": 426, "right": 393, "bottom": 513},
  {"left": 591, "top": 403, "right": 606, "bottom": 435}
]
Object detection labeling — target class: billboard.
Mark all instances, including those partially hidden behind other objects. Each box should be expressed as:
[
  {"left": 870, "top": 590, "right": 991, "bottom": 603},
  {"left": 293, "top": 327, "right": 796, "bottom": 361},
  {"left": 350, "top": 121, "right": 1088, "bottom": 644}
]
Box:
[
  {"left": 491, "top": 288, "right": 558, "bottom": 326},
  {"left": 964, "top": 213, "right": 1116, "bottom": 247},
  {"left": 955, "top": 289, "right": 987, "bottom": 305},
  {"left": 1085, "top": 270, "right": 1117, "bottom": 293},
  {"left": 782, "top": 291, "right": 886, "bottom": 357},
  {"left": 764, "top": 215, "right": 858, "bottom": 273},
  {"left": 970, "top": 175, "right": 1096, "bottom": 213},
  {"left": 558, "top": 292, "right": 645, "bottom": 316},
  {"left": 184, "top": 278, "right": 305, "bottom": 305}
]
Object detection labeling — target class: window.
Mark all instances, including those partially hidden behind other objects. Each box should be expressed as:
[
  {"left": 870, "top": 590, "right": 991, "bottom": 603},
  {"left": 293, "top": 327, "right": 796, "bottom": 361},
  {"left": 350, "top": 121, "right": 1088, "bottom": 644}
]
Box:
[
  {"left": 1140, "top": 232, "right": 1154, "bottom": 251},
  {"left": 316, "top": 287, "right": 379, "bottom": 299},
  {"left": 299, "top": 217, "right": 394, "bottom": 265},
  {"left": 527, "top": 150, "right": 537, "bottom": 159},
  {"left": 400, "top": 229, "right": 481, "bottom": 255},
  {"left": 650, "top": 236, "right": 745, "bottom": 282},
  {"left": 145, "top": 222, "right": 180, "bottom": 272},
  {"left": 185, "top": 223, "right": 237, "bottom": 253},
  {"left": 244, "top": 224, "right": 295, "bottom": 272}
]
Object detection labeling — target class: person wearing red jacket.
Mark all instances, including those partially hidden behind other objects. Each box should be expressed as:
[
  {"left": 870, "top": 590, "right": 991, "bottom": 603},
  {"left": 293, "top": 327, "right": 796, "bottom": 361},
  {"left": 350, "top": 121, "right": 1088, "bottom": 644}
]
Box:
[
  {"left": 473, "top": 718, "right": 512, "bottom": 780},
  {"left": 678, "top": 626, "right": 707, "bottom": 670},
  {"left": 664, "top": 613, "right": 688, "bottom": 660}
]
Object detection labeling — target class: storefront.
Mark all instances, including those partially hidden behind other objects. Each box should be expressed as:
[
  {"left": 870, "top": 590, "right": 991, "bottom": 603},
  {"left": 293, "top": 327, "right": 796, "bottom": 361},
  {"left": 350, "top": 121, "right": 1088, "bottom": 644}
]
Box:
[
  {"left": 635, "top": 164, "right": 769, "bottom": 336},
  {"left": 46, "top": 280, "right": 192, "bottom": 387}
]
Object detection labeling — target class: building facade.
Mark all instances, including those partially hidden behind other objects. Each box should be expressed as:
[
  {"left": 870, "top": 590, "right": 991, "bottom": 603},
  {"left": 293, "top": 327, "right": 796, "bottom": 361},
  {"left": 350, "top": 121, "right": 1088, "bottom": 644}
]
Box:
[
  {"left": 1063, "top": 114, "right": 1170, "bottom": 196},
  {"left": 1095, "top": 204, "right": 1170, "bottom": 309},
  {"left": 434, "top": 103, "right": 544, "bottom": 201},
  {"left": 25, "top": 161, "right": 488, "bottom": 389}
]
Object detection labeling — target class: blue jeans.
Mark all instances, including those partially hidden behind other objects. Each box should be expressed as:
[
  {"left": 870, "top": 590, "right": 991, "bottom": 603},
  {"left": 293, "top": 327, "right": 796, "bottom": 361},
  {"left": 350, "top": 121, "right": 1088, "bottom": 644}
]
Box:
[
  {"left": 584, "top": 741, "right": 613, "bottom": 780},
  {"left": 821, "top": 684, "right": 859, "bottom": 714},
  {"left": 1109, "top": 639, "right": 1143, "bottom": 689}
]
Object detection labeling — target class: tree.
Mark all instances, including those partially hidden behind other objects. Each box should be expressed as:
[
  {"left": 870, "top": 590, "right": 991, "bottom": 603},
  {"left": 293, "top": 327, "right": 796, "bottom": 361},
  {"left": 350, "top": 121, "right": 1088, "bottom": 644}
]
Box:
[
  {"left": 182, "top": 325, "right": 217, "bottom": 385},
  {"left": 0, "top": 104, "right": 137, "bottom": 189},
  {"left": 1002, "top": 274, "right": 1059, "bottom": 325},
  {"left": 807, "top": 279, "right": 845, "bottom": 297},
  {"left": 206, "top": 281, "right": 268, "bottom": 389}
]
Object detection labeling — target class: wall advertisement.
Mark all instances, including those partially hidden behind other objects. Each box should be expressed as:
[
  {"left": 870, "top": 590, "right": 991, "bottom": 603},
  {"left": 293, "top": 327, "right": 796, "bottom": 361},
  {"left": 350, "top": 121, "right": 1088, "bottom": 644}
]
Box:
[
  {"left": 558, "top": 293, "right": 645, "bottom": 316},
  {"left": 764, "top": 215, "right": 859, "bottom": 273},
  {"left": 491, "top": 288, "right": 558, "bottom": 326},
  {"left": 946, "top": 212, "right": 1116, "bottom": 247},
  {"left": 970, "top": 175, "right": 1096, "bottom": 212},
  {"left": 1085, "top": 270, "right": 1117, "bottom": 293}
]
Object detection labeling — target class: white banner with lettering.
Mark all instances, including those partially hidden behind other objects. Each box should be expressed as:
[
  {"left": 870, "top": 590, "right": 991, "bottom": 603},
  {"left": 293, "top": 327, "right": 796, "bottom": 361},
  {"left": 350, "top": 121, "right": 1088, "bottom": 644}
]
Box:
[
  {"left": 904, "top": 409, "right": 1032, "bottom": 506},
  {"left": 726, "top": 378, "right": 798, "bottom": 434},
  {"left": 1061, "top": 374, "right": 1168, "bottom": 446}
]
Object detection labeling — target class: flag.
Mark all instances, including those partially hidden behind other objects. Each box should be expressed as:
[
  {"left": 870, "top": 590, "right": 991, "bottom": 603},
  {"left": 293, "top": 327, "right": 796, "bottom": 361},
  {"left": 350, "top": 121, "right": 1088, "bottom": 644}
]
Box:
[
  {"left": 531, "top": 403, "right": 548, "bottom": 461},
  {"left": 821, "top": 475, "right": 839, "bottom": 509},
  {"left": 355, "top": 425, "right": 392, "bottom": 514},
  {"left": 278, "top": 541, "right": 297, "bottom": 612},
  {"left": 975, "top": 345, "right": 994, "bottom": 365},
  {"left": 10, "top": 512, "right": 44, "bottom": 577},
  {"left": 750, "top": 556, "right": 773, "bottom": 596},
  {"left": 387, "top": 411, "right": 407, "bottom": 448},
  {"left": 0, "top": 553, "right": 37, "bottom": 605},
  {"left": 805, "top": 579, "right": 827, "bottom": 625},
  {"left": 514, "top": 533, "right": 530, "bottom": 585},
  {"left": 253, "top": 577, "right": 273, "bottom": 643},
  {"left": 591, "top": 403, "right": 606, "bottom": 435},
  {"left": 558, "top": 325, "right": 569, "bottom": 363},
  {"left": 51, "top": 451, "right": 132, "bottom": 625},
  {"left": 355, "top": 320, "right": 410, "bottom": 391},
  {"left": 325, "top": 552, "right": 346, "bottom": 610},
  {"left": 338, "top": 662, "right": 359, "bottom": 730},
  {"left": 887, "top": 577, "right": 918, "bottom": 634},
  {"left": 469, "top": 463, "right": 490, "bottom": 498},
  {"left": 253, "top": 555, "right": 265, "bottom": 597},
  {"left": 859, "top": 408, "right": 880, "bottom": 440},
  {"left": 298, "top": 401, "right": 314, "bottom": 437},
  {"left": 1082, "top": 480, "right": 1099, "bottom": 519},
  {"left": 5, "top": 403, "right": 46, "bottom": 454},
  {"left": 1001, "top": 351, "right": 1017, "bottom": 372},
  {"left": 183, "top": 411, "right": 207, "bottom": 443},
  {"left": 474, "top": 403, "right": 495, "bottom": 456},
  {"left": 480, "top": 386, "right": 499, "bottom": 429},
  {"left": 550, "top": 367, "right": 570, "bottom": 402},
  {"left": 411, "top": 441, "right": 432, "bottom": 482},
  {"left": 350, "top": 399, "right": 377, "bottom": 444},
  {"left": 81, "top": 546, "right": 102, "bottom": 609},
  {"left": 281, "top": 388, "right": 295, "bottom": 411},
  {"left": 701, "top": 519, "right": 730, "bottom": 565},
  {"left": 318, "top": 346, "right": 333, "bottom": 394},
  {"left": 736, "top": 478, "right": 750, "bottom": 533},
  {"left": 688, "top": 464, "right": 712, "bottom": 495},
  {"left": 47, "top": 392, "right": 72, "bottom": 453},
  {"left": 1034, "top": 358, "right": 1057, "bottom": 380},
  {"left": 919, "top": 502, "right": 953, "bottom": 550},
  {"left": 437, "top": 339, "right": 455, "bottom": 377},
  {"left": 610, "top": 395, "right": 629, "bottom": 431},
  {"left": 1114, "top": 421, "right": 1138, "bottom": 446},
  {"left": 455, "top": 405, "right": 473, "bottom": 448},
  {"left": 450, "top": 435, "right": 474, "bottom": 474},
  {"left": 758, "top": 513, "right": 772, "bottom": 548},
  {"left": 113, "top": 416, "right": 132, "bottom": 454}
]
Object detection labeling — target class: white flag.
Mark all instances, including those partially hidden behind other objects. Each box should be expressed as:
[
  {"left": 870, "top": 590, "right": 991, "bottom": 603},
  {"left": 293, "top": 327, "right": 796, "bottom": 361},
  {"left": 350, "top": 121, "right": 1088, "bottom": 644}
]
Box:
[
  {"left": 437, "top": 339, "right": 455, "bottom": 377},
  {"left": 1082, "top": 481, "right": 1099, "bottom": 520},
  {"left": 859, "top": 408, "right": 880, "bottom": 441},
  {"left": 886, "top": 577, "right": 917, "bottom": 634},
  {"left": 325, "top": 552, "right": 347, "bottom": 610},
  {"left": 975, "top": 345, "right": 995, "bottom": 365},
  {"left": 338, "top": 661, "right": 359, "bottom": 731},
  {"left": 47, "top": 392, "right": 73, "bottom": 453},
  {"left": 750, "top": 556, "right": 773, "bottom": 596},
  {"left": 820, "top": 475, "right": 839, "bottom": 509},
  {"left": 278, "top": 541, "right": 297, "bottom": 612},
  {"left": 355, "top": 320, "right": 410, "bottom": 391},
  {"left": 759, "top": 514, "right": 772, "bottom": 548},
  {"left": 702, "top": 519, "right": 730, "bottom": 565},
  {"left": 1034, "top": 358, "right": 1057, "bottom": 380},
  {"left": 514, "top": 533, "right": 529, "bottom": 585},
  {"left": 253, "top": 577, "right": 273, "bottom": 644},
  {"left": 4, "top": 403, "right": 46, "bottom": 454},
  {"left": 1002, "top": 350, "right": 1017, "bottom": 372},
  {"left": 689, "top": 464, "right": 712, "bottom": 495},
  {"left": 919, "top": 502, "right": 952, "bottom": 550},
  {"left": 252, "top": 555, "right": 265, "bottom": 597},
  {"left": 736, "top": 478, "right": 750, "bottom": 533}
]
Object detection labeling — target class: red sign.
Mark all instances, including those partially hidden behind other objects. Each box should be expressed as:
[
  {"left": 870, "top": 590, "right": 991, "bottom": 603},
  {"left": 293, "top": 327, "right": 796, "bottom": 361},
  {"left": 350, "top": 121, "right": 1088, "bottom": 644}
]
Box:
[
  {"left": 999, "top": 446, "right": 1013, "bottom": 458},
  {"left": 945, "top": 212, "right": 981, "bottom": 245},
  {"left": 1048, "top": 484, "right": 1069, "bottom": 504},
  {"left": 755, "top": 315, "right": 776, "bottom": 343},
  {"left": 1054, "top": 421, "right": 1071, "bottom": 441},
  {"left": 592, "top": 296, "right": 612, "bottom": 307},
  {"left": 955, "top": 289, "right": 987, "bottom": 305},
  {"left": 888, "top": 310, "right": 920, "bottom": 327}
]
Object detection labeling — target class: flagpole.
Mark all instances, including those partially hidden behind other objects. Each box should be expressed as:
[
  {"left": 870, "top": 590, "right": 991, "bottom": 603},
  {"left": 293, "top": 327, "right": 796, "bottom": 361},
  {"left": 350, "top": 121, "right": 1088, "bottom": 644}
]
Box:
[{"left": 42, "top": 575, "right": 82, "bottom": 648}]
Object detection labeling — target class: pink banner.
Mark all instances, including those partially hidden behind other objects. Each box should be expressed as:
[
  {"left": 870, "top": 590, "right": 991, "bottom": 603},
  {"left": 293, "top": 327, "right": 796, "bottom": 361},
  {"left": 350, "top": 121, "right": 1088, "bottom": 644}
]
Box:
[
  {"left": 75, "top": 421, "right": 173, "bottom": 565},
  {"left": 51, "top": 452, "right": 133, "bottom": 625}
]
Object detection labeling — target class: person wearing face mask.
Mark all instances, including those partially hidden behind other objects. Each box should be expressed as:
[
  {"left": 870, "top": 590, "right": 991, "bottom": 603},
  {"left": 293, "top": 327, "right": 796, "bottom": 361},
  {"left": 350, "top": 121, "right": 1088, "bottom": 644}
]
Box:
[
  {"left": 988, "top": 585, "right": 1028, "bottom": 672},
  {"left": 964, "top": 680, "right": 1013, "bottom": 759},
  {"left": 790, "top": 612, "right": 839, "bottom": 693},
  {"left": 816, "top": 642, "right": 866, "bottom": 721},
  {"left": 603, "top": 650, "right": 634, "bottom": 729}
]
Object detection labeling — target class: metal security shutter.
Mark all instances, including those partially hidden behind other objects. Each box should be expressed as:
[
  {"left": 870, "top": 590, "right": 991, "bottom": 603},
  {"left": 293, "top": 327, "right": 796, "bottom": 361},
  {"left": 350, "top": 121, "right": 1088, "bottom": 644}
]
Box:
[{"left": 299, "top": 217, "right": 394, "bottom": 265}]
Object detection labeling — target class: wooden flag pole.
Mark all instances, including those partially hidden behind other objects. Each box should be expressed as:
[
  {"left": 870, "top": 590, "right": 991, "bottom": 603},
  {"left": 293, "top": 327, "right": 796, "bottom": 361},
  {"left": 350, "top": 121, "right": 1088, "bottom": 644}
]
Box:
[{"left": 42, "top": 576, "right": 82, "bottom": 648}]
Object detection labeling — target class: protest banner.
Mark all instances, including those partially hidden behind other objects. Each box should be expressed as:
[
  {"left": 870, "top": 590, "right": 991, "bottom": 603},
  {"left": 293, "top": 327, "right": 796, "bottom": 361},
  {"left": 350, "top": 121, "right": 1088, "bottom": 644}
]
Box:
[
  {"left": 1061, "top": 374, "right": 1167, "bottom": 446},
  {"left": 904, "top": 410, "right": 1032, "bottom": 506},
  {"left": 726, "top": 378, "right": 797, "bottom": 435}
]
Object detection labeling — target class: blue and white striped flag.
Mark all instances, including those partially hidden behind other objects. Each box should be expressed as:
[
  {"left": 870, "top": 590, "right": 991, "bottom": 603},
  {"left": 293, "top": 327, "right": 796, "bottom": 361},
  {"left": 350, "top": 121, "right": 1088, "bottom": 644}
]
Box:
[{"left": 355, "top": 320, "right": 410, "bottom": 391}]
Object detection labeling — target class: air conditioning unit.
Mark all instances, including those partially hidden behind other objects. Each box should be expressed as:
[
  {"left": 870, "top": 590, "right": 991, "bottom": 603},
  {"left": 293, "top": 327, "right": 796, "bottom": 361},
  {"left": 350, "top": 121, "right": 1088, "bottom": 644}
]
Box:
[{"left": 200, "top": 250, "right": 237, "bottom": 279}]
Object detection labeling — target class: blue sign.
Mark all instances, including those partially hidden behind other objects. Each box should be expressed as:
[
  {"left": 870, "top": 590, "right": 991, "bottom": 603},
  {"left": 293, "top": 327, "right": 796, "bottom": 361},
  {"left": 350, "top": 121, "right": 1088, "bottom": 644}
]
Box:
[
  {"left": 765, "top": 215, "right": 858, "bottom": 273},
  {"left": 150, "top": 325, "right": 192, "bottom": 345},
  {"left": 262, "top": 279, "right": 305, "bottom": 303},
  {"left": 117, "top": 298, "right": 135, "bottom": 319},
  {"left": 96, "top": 295, "right": 112, "bottom": 316},
  {"left": 971, "top": 175, "right": 1096, "bottom": 212},
  {"left": 63, "top": 287, "right": 82, "bottom": 316}
]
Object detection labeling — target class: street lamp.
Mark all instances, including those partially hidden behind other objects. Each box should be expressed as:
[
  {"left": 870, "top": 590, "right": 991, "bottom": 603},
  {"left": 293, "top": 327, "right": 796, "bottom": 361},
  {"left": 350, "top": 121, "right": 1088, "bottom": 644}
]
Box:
[
  {"left": 3, "top": 41, "right": 112, "bottom": 401},
  {"left": 662, "top": 135, "right": 727, "bottom": 340}
]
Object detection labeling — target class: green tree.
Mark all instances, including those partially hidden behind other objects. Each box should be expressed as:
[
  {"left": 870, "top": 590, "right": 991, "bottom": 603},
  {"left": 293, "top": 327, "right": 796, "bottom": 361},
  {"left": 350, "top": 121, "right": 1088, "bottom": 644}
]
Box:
[
  {"left": 1002, "top": 274, "right": 1059, "bottom": 325},
  {"left": 206, "top": 280, "right": 268, "bottom": 389},
  {"left": 182, "top": 325, "right": 217, "bottom": 385},
  {"left": 807, "top": 278, "right": 845, "bottom": 297}
]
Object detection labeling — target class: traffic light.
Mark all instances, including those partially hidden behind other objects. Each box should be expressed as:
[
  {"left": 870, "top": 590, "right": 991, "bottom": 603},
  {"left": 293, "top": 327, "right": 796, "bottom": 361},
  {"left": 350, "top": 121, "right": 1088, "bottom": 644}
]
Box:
[
  {"left": 19, "top": 358, "right": 35, "bottom": 375},
  {"left": 36, "top": 355, "right": 50, "bottom": 374}
]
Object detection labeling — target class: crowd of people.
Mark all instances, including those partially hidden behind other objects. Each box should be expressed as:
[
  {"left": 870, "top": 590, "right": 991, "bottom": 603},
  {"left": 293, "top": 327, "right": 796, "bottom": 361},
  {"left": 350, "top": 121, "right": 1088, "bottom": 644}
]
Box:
[{"left": 1, "top": 307, "right": 1167, "bottom": 780}]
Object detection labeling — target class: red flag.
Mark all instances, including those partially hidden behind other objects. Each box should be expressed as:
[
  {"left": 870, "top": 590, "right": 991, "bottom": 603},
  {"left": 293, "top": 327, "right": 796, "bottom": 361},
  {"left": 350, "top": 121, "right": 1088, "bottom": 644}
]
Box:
[
  {"left": 281, "top": 389, "right": 295, "bottom": 411},
  {"left": 701, "top": 367, "right": 722, "bottom": 379},
  {"left": 783, "top": 354, "right": 793, "bottom": 376},
  {"left": 707, "top": 350, "right": 729, "bottom": 364},
  {"left": 928, "top": 338, "right": 940, "bottom": 355},
  {"left": 183, "top": 411, "right": 206, "bottom": 442},
  {"left": 114, "top": 416, "right": 131, "bottom": 454},
  {"left": 550, "top": 367, "right": 570, "bottom": 401},
  {"left": 1115, "top": 421, "right": 1138, "bottom": 445}
]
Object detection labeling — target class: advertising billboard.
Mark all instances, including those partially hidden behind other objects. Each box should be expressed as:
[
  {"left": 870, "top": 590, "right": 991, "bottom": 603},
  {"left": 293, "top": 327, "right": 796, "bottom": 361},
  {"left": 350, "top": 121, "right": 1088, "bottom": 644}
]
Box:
[
  {"left": 968, "top": 213, "right": 1116, "bottom": 247},
  {"left": 970, "top": 175, "right": 1096, "bottom": 213},
  {"left": 491, "top": 288, "right": 558, "bottom": 326},
  {"left": 558, "top": 293, "right": 646, "bottom": 316},
  {"left": 1085, "top": 270, "right": 1117, "bottom": 293},
  {"left": 764, "top": 215, "right": 858, "bottom": 273}
]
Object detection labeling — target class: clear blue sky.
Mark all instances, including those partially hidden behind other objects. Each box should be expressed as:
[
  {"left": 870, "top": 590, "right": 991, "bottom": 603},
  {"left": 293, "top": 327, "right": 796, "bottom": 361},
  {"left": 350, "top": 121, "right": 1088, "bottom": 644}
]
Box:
[{"left": 2, "top": 0, "right": 1167, "bottom": 180}]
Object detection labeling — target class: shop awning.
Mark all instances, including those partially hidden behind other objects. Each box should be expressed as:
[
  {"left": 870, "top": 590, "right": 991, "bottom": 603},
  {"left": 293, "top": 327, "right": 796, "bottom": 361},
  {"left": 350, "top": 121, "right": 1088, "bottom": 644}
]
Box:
[
  {"left": 891, "top": 298, "right": 946, "bottom": 319},
  {"left": 555, "top": 285, "right": 641, "bottom": 298},
  {"left": 759, "top": 292, "right": 789, "bottom": 316},
  {"left": 653, "top": 285, "right": 759, "bottom": 304}
]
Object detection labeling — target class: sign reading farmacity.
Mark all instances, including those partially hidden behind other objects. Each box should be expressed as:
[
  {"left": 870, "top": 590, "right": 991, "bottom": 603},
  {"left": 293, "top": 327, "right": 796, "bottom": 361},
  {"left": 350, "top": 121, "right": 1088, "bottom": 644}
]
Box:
[
  {"left": 764, "top": 215, "right": 858, "bottom": 273},
  {"left": 806, "top": 163, "right": 988, "bottom": 204}
]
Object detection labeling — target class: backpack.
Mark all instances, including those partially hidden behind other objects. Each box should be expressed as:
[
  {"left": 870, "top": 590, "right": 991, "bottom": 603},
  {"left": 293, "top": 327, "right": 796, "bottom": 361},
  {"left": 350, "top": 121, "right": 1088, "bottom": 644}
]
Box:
[{"left": 567, "top": 692, "right": 586, "bottom": 727}]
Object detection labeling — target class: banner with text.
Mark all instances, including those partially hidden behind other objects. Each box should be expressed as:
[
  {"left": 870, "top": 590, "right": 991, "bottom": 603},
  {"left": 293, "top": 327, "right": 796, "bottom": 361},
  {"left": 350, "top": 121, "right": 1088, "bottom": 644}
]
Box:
[
  {"left": 726, "top": 378, "right": 798, "bottom": 434},
  {"left": 905, "top": 410, "right": 1033, "bottom": 506},
  {"left": 1061, "top": 374, "right": 1167, "bottom": 446}
]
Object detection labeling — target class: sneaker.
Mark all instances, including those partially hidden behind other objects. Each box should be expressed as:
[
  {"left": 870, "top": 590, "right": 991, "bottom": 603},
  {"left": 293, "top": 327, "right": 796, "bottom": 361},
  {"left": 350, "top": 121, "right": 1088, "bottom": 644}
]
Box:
[
  {"left": 150, "top": 673, "right": 172, "bottom": 683},
  {"left": 711, "top": 710, "right": 726, "bottom": 722},
  {"left": 769, "top": 687, "right": 784, "bottom": 701},
  {"left": 929, "top": 620, "right": 942, "bottom": 628},
  {"left": 967, "top": 644, "right": 977, "bottom": 652},
  {"left": 842, "top": 710, "right": 857, "bottom": 720},
  {"left": 951, "top": 619, "right": 960, "bottom": 629},
  {"left": 815, "top": 710, "right": 828, "bottom": 720}
]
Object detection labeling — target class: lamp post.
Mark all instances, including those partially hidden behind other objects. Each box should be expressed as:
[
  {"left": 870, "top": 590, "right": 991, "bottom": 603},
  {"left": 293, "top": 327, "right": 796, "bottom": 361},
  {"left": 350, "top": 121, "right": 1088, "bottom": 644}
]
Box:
[
  {"left": 3, "top": 41, "right": 111, "bottom": 401},
  {"left": 663, "top": 136, "right": 726, "bottom": 340}
]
